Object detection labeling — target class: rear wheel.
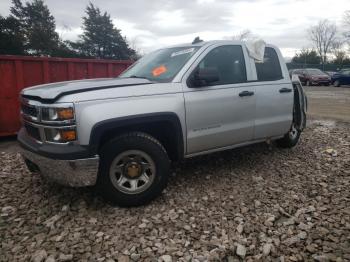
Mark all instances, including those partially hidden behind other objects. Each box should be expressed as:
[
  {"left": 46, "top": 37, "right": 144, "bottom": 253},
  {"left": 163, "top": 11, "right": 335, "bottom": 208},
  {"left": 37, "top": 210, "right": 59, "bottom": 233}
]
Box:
[
  {"left": 96, "top": 132, "right": 170, "bottom": 206},
  {"left": 276, "top": 123, "right": 301, "bottom": 148},
  {"left": 333, "top": 80, "right": 340, "bottom": 87},
  {"left": 306, "top": 80, "right": 311, "bottom": 86}
]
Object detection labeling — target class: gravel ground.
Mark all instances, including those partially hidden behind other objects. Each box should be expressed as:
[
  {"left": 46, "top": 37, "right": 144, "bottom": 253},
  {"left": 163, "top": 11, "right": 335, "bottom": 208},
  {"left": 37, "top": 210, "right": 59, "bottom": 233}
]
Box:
[
  {"left": 1, "top": 120, "right": 350, "bottom": 262},
  {"left": 303, "top": 86, "right": 350, "bottom": 122}
]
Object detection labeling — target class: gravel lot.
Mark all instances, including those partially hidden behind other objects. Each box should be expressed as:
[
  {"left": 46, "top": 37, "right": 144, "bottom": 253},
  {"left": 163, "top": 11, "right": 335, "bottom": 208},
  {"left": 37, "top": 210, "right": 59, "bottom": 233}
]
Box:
[
  {"left": 1, "top": 120, "right": 350, "bottom": 261},
  {"left": 304, "top": 86, "right": 350, "bottom": 122},
  {"left": 1, "top": 86, "right": 350, "bottom": 261}
]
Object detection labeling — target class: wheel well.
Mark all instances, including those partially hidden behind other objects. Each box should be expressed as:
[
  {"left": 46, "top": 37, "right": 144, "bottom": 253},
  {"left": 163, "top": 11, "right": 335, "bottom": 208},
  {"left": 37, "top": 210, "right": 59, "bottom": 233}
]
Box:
[{"left": 97, "top": 120, "right": 183, "bottom": 161}]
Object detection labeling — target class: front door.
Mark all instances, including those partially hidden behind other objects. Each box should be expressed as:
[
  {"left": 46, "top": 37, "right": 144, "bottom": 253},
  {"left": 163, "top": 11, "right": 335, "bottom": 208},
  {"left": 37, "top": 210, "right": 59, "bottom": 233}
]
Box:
[{"left": 183, "top": 44, "right": 256, "bottom": 154}]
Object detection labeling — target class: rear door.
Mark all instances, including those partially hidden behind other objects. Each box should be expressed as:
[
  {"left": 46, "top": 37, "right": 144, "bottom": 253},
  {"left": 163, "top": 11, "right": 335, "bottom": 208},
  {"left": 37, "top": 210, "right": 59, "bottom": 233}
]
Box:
[
  {"left": 182, "top": 44, "right": 256, "bottom": 154},
  {"left": 254, "top": 47, "right": 293, "bottom": 140}
]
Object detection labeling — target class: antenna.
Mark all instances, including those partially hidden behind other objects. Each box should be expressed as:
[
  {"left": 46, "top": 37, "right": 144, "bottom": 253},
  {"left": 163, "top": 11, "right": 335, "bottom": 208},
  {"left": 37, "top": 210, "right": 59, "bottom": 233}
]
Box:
[{"left": 192, "top": 37, "right": 203, "bottom": 44}]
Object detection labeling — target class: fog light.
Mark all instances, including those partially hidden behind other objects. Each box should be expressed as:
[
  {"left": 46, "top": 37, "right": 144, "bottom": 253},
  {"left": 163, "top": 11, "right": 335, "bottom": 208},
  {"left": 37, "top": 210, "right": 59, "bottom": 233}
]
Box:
[{"left": 45, "top": 128, "right": 77, "bottom": 143}]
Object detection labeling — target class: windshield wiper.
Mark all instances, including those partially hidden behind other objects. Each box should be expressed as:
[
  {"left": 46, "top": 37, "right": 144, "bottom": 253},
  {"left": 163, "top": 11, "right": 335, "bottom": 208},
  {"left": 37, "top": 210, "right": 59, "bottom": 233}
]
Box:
[{"left": 128, "top": 75, "right": 149, "bottom": 80}]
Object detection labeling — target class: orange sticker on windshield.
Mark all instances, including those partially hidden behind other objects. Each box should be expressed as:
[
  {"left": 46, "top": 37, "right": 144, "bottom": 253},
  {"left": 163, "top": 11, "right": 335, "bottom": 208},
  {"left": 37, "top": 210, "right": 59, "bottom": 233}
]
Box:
[{"left": 152, "top": 65, "right": 167, "bottom": 77}]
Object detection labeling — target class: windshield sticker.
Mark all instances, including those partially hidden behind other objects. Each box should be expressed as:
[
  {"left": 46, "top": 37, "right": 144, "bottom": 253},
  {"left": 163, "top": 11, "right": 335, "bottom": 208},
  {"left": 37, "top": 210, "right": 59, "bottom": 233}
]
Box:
[
  {"left": 152, "top": 65, "right": 167, "bottom": 77},
  {"left": 171, "top": 48, "right": 195, "bottom": 57}
]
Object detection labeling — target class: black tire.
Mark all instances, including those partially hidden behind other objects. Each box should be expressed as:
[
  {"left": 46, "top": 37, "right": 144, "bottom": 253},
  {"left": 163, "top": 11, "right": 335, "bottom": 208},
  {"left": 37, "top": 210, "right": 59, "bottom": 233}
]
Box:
[
  {"left": 96, "top": 132, "right": 170, "bottom": 206},
  {"left": 333, "top": 80, "right": 341, "bottom": 87},
  {"left": 276, "top": 123, "right": 301, "bottom": 148},
  {"left": 306, "top": 80, "right": 311, "bottom": 86}
]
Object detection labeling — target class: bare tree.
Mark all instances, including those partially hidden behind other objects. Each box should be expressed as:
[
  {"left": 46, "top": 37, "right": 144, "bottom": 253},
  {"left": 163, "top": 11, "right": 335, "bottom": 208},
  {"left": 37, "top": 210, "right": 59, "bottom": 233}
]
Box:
[
  {"left": 343, "top": 10, "right": 350, "bottom": 42},
  {"left": 344, "top": 11, "right": 350, "bottom": 28},
  {"left": 128, "top": 37, "right": 143, "bottom": 60},
  {"left": 331, "top": 40, "right": 348, "bottom": 65},
  {"left": 308, "top": 19, "right": 337, "bottom": 66}
]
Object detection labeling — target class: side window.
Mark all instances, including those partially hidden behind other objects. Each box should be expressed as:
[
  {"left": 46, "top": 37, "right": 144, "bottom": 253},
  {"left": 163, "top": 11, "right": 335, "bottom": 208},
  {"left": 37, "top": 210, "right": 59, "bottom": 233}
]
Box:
[
  {"left": 255, "top": 47, "right": 283, "bottom": 81},
  {"left": 197, "top": 45, "right": 247, "bottom": 85}
]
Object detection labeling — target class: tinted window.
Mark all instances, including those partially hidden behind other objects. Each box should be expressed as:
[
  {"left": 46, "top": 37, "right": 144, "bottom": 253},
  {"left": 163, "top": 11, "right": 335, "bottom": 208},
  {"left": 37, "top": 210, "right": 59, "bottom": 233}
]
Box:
[
  {"left": 197, "top": 45, "right": 247, "bottom": 85},
  {"left": 306, "top": 69, "right": 326, "bottom": 76},
  {"left": 255, "top": 47, "right": 283, "bottom": 81}
]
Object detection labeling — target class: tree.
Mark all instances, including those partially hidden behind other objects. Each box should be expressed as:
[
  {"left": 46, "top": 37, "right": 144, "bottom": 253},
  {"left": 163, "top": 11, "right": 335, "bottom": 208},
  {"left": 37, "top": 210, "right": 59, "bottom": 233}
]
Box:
[
  {"left": 344, "top": 10, "right": 350, "bottom": 41},
  {"left": 291, "top": 48, "right": 321, "bottom": 65},
  {"left": 129, "top": 37, "right": 143, "bottom": 60},
  {"left": 332, "top": 50, "right": 348, "bottom": 65},
  {"left": 331, "top": 41, "right": 349, "bottom": 66},
  {"left": 308, "top": 19, "right": 337, "bottom": 66},
  {"left": 0, "top": 15, "right": 25, "bottom": 55},
  {"left": 73, "top": 3, "right": 135, "bottom": 59},
  {"left": 10, "top": 0, "right": 62, "bottom": 56}
]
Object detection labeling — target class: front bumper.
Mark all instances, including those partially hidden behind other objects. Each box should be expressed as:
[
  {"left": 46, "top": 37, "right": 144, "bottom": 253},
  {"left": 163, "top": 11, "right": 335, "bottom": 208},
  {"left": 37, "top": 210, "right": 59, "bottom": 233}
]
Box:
[
  {"left": 18, "top": 128, "right": 99, "bottom": 187},
  {"left": 311, "top": 80, "right": 330, "bottom": 85},
  {"left": 21, "top": 148, "right": 99, "bottom": 187}
]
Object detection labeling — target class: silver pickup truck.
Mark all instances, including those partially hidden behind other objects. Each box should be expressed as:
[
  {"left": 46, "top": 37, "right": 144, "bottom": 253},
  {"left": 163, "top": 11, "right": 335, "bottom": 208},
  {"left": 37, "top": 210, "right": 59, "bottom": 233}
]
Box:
[{"left": 18, "top": 40, "right": 307, "bottom": 206}]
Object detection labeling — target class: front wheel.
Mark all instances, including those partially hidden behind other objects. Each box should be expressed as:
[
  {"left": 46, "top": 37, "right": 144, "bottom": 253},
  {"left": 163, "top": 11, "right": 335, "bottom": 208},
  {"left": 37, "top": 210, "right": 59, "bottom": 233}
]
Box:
[
  {"left": 276, "top": 123, "right": 301, "bottom": 148},
  {"left": 96, "top": 132, "right": 170, "bottom": 206}
]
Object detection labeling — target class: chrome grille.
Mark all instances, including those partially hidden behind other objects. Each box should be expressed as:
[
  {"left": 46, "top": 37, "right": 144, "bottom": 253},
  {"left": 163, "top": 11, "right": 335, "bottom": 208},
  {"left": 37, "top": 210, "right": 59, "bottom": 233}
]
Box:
[
  {"left": 21, "top": 98, "right": 41, "bottom": 141},
  {"left": 21, "top": 104, "right": 38, "bottom": 118},
  {"left": 24, "top": 122, "right": 41, "bottom": 141}
]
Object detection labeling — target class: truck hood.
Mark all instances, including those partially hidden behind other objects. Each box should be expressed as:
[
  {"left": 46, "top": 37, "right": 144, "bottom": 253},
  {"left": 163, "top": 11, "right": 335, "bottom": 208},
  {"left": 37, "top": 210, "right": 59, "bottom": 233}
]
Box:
[{"left": 21, "top": 77, "right": 153, "bottom": 103}]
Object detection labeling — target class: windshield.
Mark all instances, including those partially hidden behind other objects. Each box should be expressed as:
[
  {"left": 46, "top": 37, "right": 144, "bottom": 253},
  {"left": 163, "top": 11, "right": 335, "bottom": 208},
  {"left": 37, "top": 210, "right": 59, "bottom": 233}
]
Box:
[
  {"left": 120, "top": 46, "right": 200, "bottom": 82},
  {"left": 306, "top": 69, "right": 326, "bottom": 76}
]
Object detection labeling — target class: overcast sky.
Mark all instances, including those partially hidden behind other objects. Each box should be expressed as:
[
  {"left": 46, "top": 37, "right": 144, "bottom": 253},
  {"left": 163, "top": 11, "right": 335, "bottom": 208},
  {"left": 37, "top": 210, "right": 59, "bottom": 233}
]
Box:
[{"left": 0, "top": 0, "right": 348, "bottom": 58}]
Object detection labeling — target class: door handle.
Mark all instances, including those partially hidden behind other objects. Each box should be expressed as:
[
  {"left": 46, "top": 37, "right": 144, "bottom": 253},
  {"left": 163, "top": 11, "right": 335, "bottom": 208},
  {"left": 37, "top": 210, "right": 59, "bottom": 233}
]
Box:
[
  {"left": 279, "top": 88, "right": 292, "bottom": 93},
  {"left": 239, "top": 91, "right": 254, "bottom": 97}
]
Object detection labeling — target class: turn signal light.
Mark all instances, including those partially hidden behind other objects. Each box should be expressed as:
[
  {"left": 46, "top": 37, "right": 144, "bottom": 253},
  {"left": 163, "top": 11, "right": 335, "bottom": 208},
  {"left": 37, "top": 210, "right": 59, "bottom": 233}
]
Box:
[
  {"left": 60, "top": 129, "right": 76, "bottom": 141},
  {"left": 44, "top": 128, "right": 77, "bottom": 143}
]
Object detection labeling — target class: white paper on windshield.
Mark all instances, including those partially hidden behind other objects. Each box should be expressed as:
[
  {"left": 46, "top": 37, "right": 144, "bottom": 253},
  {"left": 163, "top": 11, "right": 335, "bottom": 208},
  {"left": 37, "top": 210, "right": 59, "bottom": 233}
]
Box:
[
  {"left": 171, "top": 48, "right": 195, "bottom": 57},
  {"left": 245, "top": 40, "right": 266, "bottom": 62}
]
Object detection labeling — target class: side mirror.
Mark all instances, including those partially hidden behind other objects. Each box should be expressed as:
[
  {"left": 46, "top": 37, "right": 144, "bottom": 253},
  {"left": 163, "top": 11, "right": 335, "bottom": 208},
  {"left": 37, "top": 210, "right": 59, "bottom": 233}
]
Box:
[{"left": 190, "top": 67, "right": 219, "bottom": 87}]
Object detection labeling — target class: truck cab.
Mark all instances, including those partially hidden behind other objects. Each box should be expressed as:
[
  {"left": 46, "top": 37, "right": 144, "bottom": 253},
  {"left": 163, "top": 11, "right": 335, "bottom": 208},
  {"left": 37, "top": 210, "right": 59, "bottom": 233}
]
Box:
[{"left": 18, "top": 40, "right": 307, "bottom": 206}]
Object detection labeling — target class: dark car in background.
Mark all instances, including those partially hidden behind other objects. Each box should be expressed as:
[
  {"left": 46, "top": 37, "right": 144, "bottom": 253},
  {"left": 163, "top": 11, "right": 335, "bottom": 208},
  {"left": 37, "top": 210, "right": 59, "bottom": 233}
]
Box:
[
  {"left": 325, "top": 71, "right": 337, "bottom": 77},
  {"left": 331, "top": 69, "right": 350, "bottom": 87},
  {"left": 289, "top": 68, "right": 331, "bottom": 86}
]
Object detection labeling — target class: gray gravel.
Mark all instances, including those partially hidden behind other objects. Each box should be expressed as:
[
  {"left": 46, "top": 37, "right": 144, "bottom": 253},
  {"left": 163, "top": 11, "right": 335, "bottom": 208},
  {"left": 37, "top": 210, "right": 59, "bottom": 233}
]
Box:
[{"left": 1, "top": 120, "right": 350, "bottom": 261}]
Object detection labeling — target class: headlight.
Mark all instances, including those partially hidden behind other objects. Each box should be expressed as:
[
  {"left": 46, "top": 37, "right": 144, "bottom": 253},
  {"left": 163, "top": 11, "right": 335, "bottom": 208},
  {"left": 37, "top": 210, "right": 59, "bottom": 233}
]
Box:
[
  {"left": 44, "top": 127, "right": 77, "bottom": 143},
  {"left": 41, "top": 105, "right": 75, "bottom": 122}
]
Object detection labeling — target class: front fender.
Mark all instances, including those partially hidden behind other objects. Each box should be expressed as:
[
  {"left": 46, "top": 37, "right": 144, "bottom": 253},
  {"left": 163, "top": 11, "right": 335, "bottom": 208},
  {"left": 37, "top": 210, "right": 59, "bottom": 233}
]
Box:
[{"left": 88, "top": 112, "right": 185, "bottom": 157}]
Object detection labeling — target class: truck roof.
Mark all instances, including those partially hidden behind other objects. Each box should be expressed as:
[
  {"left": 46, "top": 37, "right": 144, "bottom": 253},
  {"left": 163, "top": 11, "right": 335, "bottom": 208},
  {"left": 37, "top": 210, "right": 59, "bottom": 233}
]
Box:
[{"left": 170, "top": 40, "right": 272, "bottom": 48}]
